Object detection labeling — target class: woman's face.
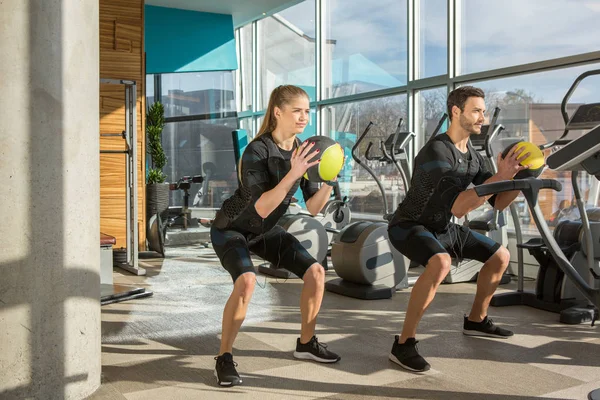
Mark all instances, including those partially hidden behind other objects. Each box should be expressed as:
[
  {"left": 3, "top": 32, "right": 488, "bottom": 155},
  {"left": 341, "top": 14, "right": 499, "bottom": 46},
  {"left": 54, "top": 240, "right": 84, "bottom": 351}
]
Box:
[{"left": 274, "top": 95, "right": 310, "bottom": 135}]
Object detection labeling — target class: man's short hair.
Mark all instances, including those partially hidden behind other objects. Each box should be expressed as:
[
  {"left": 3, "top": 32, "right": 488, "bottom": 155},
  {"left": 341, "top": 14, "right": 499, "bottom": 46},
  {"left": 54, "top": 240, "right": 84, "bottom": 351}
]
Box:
[{"left": 447, "top": 86, "right": 485, "bottom": 120}]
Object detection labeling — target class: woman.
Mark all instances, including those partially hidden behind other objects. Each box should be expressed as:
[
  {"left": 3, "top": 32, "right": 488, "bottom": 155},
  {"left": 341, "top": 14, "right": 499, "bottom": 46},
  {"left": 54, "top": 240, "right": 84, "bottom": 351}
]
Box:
[{"left": 211, "top": 85, "right": 341, "bottom": 387}]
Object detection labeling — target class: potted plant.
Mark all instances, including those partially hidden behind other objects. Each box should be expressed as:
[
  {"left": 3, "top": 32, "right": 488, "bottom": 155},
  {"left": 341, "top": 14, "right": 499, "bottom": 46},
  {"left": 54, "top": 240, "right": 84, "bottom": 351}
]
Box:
[{"left": 146, "top": 101, "right": 170, "bottom": 225}]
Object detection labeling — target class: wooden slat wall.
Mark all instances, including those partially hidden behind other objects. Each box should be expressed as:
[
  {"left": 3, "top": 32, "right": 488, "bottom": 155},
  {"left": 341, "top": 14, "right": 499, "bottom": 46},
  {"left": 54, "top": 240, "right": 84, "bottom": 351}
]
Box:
[{"left": 99, "top": 0, "right": 146, "bottom": 249}]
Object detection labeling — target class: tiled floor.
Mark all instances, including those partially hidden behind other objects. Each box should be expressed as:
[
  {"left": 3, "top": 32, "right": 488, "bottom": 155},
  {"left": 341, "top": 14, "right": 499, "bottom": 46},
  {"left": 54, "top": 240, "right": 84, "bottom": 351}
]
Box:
[{"left": 89, "top": 245, "right": 600, "bottom": 399}]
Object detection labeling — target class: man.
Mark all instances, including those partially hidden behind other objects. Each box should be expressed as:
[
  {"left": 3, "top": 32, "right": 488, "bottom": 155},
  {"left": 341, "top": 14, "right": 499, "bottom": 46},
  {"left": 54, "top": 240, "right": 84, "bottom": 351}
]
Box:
[{"left": 387, "top": 86, "right": 530, "bottom": 372}]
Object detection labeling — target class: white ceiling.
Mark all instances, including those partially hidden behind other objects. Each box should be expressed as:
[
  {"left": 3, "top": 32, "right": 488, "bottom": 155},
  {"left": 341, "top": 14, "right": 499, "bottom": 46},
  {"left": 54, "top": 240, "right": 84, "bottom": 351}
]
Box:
[{"left": 145, "top": 0, "right": 302, "bottom": 27}]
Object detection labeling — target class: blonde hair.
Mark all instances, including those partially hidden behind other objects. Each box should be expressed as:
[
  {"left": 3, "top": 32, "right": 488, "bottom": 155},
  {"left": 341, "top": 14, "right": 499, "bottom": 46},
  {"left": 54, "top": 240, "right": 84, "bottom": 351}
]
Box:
[{"left": 255, "top": 85, "right": 309, "bottom": 139}]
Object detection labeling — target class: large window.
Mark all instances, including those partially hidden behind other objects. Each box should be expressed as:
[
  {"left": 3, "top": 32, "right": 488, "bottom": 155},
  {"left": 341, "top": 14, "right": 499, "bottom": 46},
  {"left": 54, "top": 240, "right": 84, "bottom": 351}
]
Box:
[
  {"left": 418, "top": 0, "right": 447, "bottom": 78},
  {"left": 163, "top": 117, "right": 238, "bottom": 209},
  {"left": 258, "top": 0, "right": 316, "bottom": 109},
  {"left": 459, "top": 0, "right": 600, "bottom": 75},
  {"left": 323, "top": 0, "right": 408, "bottom": 99},
  {"left": 324, "top": 95, "right": 408, "bottom": 217},
  {"left": 465, "top": 63, "right": 600, "bottom": 232},
  {"left": 148, "top": 71, "right": 240, "bottom": 209},
  {"left": 160, "top": 71, "right": 236, "bottom": 118},
  {"left": 227, "top": 1, "right": 600, "bottom": 229}
]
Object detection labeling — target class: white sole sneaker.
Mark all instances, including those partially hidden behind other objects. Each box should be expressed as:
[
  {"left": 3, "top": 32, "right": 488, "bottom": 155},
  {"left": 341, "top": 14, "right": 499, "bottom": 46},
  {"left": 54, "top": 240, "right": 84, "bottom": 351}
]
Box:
[
  {"left": 214, "top": 369, "right": 241, "bottom": 386},
  {"left": 293, "top": 351, "right": 340, "bottom": 363},
  {"left": 388, "top": 353, "right": 430, "bottom": 372},
  {"left": 463, "top": 329, "right": 511, "bottom": 339}
]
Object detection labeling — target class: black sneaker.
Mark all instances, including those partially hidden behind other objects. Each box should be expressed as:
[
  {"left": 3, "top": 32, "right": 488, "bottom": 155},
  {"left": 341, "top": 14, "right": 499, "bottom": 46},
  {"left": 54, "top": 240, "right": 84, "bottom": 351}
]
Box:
[
  {"left": 293, "top": 336, "right": 341, "bottom": 363},
  {"left": 463, "top": 315, "right": 514, "bottom": 338},
  {"left": 389, "top": 336, "right": 431, "bottom": 372},
  {"left": 214, "top": 352, "right": 242, "bottom": 386}
]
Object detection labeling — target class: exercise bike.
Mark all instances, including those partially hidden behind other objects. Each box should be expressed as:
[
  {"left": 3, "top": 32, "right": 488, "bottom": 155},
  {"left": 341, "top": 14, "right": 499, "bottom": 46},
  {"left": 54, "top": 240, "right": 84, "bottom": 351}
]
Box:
[
  {"left": 147, "top": 174, "right": 204, "bottom": 256},
  {"left": 325, "top": 120, "right": 413, "bottom": 300}
]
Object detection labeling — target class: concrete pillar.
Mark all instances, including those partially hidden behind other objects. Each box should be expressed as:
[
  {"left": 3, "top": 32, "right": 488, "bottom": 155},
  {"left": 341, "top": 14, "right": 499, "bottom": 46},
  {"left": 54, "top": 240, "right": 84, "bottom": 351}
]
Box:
[{"left": 0, "top": 1, "right": 101, "bottom": 399}]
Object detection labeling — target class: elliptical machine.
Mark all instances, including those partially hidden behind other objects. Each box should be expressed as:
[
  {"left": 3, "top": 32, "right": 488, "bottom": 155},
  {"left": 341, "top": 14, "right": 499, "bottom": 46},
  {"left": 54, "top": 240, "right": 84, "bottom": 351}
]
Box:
[
  {"left": 325, "top": 120, "right": 413, "bottom": 300},
  {"left": 490, "top": 69, "right": 600, "bottom": 324}
]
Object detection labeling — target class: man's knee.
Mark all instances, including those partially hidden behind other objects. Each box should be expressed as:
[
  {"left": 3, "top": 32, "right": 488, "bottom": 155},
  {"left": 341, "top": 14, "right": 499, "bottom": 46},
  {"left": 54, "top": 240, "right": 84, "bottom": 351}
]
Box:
[
  {"left": 425, "top": 253, "right": 452, "bottom": 284},
  {"left": 488, "top": 246, "right": 510, "bottom": 272}
]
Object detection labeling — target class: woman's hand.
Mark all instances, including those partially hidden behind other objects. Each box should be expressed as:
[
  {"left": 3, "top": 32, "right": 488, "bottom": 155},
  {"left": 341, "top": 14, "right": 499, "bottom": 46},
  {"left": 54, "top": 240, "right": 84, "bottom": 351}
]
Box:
[{"left": 289, "top": 141, "right": 320, "bottom": 180}]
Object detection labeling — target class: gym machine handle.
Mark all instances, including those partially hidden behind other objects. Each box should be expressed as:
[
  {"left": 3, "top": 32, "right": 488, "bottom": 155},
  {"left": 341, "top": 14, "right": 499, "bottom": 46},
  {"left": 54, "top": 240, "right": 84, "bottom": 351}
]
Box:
[
  {"left": 364, "top": 141, "right": 378, "bottom": 161},
  {"left": 474, "top": 178, "right": 562, "bottom": 197},
  {"left": 539, "top": 139, "right": 571, "bottom": 150},
  {"left": 351, "top": 121, "right": 375, "bottom": 164},
  {"left": 560, "top": 68, "right": 600, "bottom": 138},
  {"left": 484, "top": 107, "right": 502, "bottom": 160},
  {"left": 351, "top": 121, "right": 390, "bottom": 215}
]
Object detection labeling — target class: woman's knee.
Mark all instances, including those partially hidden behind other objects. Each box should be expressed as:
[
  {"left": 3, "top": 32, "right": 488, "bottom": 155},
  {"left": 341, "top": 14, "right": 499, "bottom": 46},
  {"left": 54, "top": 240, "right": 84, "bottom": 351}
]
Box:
[
  {"left": 426, "top": 253, "right": 452, "bottom": 283},
  {"left": 234, "top": 272, "right": 256, "bottom": 300}
]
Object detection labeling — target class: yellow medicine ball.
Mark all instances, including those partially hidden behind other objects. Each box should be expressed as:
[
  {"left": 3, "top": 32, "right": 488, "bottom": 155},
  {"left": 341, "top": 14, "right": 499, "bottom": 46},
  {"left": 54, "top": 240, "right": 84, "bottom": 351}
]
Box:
[
  {"left": 501, "top": 140, "right": 545, "bottom": 179},
  {"left": 300, "top": 136, "right": 345, "bottom": 182}
]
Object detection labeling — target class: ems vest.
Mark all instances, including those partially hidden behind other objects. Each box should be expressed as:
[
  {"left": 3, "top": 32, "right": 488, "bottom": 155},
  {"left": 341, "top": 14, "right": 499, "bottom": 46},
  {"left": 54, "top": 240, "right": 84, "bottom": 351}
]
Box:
[
  {"left": 390, "top": 134, "right": 481, "bottom": 232},
  {"left": 212, "top": 133, "right": 301, "bottom": 236}
]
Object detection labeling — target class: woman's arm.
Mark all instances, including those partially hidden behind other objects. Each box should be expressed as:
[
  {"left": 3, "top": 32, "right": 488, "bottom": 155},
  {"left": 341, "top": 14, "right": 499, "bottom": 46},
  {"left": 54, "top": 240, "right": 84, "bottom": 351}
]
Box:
[{"left": 253, "top": 141, "right": 319, "bottom": 218}]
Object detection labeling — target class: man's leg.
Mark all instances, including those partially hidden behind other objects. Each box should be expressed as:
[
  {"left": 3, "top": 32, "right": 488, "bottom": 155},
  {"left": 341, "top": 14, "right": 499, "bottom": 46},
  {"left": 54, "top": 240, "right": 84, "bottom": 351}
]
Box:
[
  {"left": 469, "top": 246, "right": 511, "bottom": 322},
  {"left": 387, "top": 224, "right": 450, "bottom": 372},
  {"left": 456, "top": 227, "right": 514, "bottom": 338},
  {"left": 399, "top": 253, "right": 452, "bottom": 342}
]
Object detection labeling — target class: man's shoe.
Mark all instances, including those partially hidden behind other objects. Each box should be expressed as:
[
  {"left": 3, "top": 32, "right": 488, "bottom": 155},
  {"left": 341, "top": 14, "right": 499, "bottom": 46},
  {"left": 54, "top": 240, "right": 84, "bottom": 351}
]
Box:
[
  {"left": 389, "top": 336, "right": 430, "bottom": 372},
  {"left": 293, "top": 336, "right": 341, "bottom": 363},
  {"left": 463, "top": 315, "right": 514, "bottom": 338},
  {"left": 214, "top": 352, "right": 242, "bottom": 386}
]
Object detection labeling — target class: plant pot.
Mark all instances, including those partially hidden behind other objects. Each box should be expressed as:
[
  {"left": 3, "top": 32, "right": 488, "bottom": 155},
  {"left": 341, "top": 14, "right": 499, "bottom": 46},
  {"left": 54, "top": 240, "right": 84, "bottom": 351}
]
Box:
[{"left": 147, "top": 182, "right": 170, "bottom": 222}]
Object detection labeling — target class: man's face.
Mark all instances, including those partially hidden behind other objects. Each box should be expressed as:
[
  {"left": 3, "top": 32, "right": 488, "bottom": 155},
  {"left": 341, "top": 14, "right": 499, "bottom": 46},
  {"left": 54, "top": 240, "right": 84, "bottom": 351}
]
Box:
[{"left": 457, "top": 97, "right": 486, "bottom": 135}]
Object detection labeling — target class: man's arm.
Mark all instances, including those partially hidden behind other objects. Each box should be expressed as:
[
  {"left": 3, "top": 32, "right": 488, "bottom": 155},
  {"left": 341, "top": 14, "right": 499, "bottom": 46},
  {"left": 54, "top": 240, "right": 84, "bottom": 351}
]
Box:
[
  {"left": 451, "top": 147, "right": 530, "bottom": 218},
  {"left": 451, "top": 175, "right": 518, "bottom": 218}
]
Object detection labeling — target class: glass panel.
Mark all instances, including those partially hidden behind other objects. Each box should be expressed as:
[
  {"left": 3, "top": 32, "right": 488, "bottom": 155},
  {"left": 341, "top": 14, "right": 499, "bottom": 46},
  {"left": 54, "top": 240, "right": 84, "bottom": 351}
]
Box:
[
  {"left": 146, "top": 74, "right": 155, "bottom": 105},
  {"left": 418, "top": 86, "right": 447, "bottom": 146},
  {"left": 239, "top": 24, "right": 253, "bottom": 112},
  {"left": 323, "top": 0, "right": 408, "bottom": 98},
  {"left": 323, "top": 95, "right": 408, "bottom": 218},
  {"left": 463, "top": 63, "right": 600, "bottom": 233},
  {"left": 459, "top": 0, "right": 600, "bottom": 75},
  {"left": 162, "top": 117, "right": 239, "bottom": 209},
  {"left": 160, "top": 71, "right": 236, "bottom": 118},
  {"left": 239, "top": 117, "right": 253, "bottom": 138},
  {"left": 418, "top": 0, "right": 447, "bottom": 78},
  {"left": 258, "top": 0, "right": 316, "bottom": 109}
]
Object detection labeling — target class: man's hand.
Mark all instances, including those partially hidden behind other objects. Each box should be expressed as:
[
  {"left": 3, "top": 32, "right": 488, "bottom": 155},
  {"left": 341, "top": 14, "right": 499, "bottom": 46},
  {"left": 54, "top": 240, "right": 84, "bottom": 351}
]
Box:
[{"left": 497, "top": 145, "right": 531, "bottom": 180}]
